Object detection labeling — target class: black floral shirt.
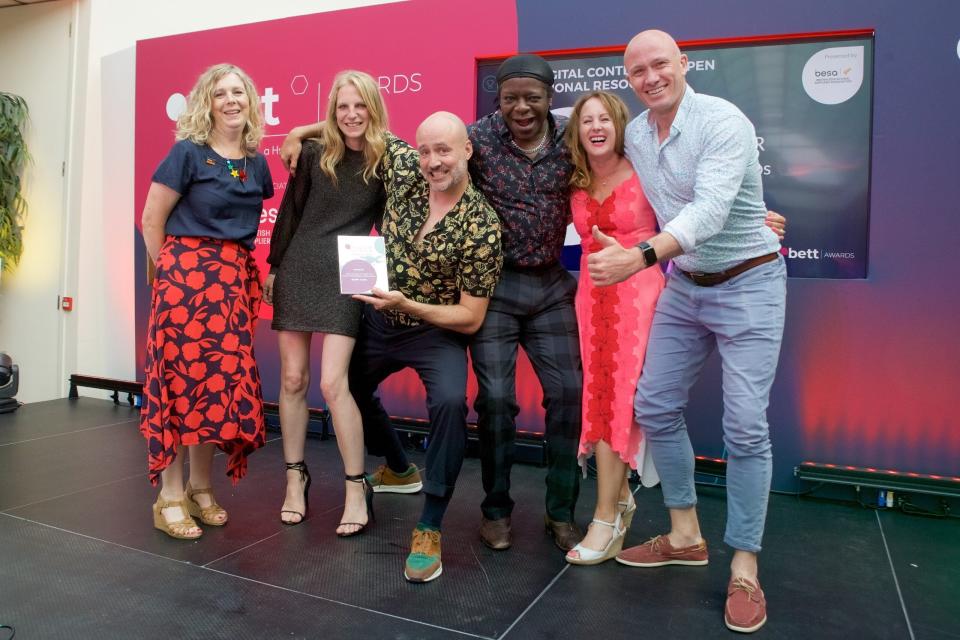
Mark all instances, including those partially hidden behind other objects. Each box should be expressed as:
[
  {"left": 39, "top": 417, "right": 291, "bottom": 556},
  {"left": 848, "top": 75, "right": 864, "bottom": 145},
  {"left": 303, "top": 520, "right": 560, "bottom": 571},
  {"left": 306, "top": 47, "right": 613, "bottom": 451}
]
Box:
[
  {"left": 378, "top": 134, "right": 503, "bottom": 327},
  {"left": 467, "top": 111, "right": 573, "bottom": 268}
]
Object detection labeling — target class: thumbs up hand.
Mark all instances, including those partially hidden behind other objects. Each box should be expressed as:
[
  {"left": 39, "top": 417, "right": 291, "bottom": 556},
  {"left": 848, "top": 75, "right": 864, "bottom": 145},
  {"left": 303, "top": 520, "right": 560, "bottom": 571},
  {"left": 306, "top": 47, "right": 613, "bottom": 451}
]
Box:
[
  {"left": 587, "top": 225, "right": 644, "bottom": 287},
  {"left": 592, "top": 226, "right": 618, "bottom": 248}
]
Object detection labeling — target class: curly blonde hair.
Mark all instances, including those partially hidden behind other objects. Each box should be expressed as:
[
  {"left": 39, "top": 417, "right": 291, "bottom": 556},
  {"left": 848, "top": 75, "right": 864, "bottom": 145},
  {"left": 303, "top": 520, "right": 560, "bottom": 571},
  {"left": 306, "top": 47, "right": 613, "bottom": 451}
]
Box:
[
  {"left": 564, "top": 91, "right": 629, "bottom": 191},
  {"left": 175, "top": 63, "right": 264, "bottom": 155},
  {"left": 318, "top": 70, "right": 389, "bottom": 185}
]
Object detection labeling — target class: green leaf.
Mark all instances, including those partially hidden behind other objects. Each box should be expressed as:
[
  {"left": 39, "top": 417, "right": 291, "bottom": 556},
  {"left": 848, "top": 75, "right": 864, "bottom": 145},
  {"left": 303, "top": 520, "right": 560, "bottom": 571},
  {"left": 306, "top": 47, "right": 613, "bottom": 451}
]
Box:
[{"left": 0, "top": 91, "right": 30, "bottom": 272}]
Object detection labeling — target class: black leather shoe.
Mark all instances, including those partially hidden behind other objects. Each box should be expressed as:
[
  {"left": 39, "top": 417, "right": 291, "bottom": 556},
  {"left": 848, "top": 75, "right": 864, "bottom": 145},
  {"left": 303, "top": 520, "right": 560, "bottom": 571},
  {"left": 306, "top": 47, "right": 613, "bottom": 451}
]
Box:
[
  {"left": 479, "top": 516, "right": 512, "bottom": 550},
  {"left": 544, "top": 516, "right": 583, "bottom": 552}
]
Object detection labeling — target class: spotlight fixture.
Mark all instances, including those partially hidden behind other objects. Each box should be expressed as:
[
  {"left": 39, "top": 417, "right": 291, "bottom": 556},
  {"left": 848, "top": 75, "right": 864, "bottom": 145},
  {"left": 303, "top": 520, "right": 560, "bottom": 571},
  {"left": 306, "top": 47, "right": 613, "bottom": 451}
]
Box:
[{"left": 0, "top": 351, "right": 20, "bottom": 413}]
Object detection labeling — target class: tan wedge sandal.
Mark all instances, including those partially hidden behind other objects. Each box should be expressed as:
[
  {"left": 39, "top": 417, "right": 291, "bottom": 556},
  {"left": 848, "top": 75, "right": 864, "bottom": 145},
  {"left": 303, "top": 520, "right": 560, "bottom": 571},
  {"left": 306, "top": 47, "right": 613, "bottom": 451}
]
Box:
[
  {"left": 184, "top": 482, "right": 228, "bottom": 526},
  {"left": 152, "top": 497, "right": 203, "bottom": 540}
]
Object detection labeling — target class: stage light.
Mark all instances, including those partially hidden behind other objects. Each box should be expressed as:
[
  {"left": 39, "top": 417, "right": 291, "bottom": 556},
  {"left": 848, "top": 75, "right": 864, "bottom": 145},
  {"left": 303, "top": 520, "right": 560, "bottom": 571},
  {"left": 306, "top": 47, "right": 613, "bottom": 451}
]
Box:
[
  {"left": 0, "top": 352, "right": 20, "bottom": 414},
  {"left": 694, "top": 455, "right": 728, "bottom": 477},
  {"left": 795, "top": 461, "right": 960, "bottom": 499}
]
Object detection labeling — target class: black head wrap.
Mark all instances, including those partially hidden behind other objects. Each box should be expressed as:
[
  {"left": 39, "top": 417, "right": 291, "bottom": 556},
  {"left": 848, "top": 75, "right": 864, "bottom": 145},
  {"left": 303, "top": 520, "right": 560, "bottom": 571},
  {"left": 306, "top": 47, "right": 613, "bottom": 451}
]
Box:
[{"left": 496, "top": 54, "right": 554, "bottom": 87}]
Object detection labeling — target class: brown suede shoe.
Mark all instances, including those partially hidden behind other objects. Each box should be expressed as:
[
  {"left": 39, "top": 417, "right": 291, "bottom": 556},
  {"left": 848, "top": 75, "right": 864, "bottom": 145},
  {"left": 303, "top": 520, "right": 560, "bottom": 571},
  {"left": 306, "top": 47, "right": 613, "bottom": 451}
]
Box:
[
  {"left": 725, "top": 576, "right": 767, "bottom": 633},
  {"left": 479, "top": 516, "right": 512, "bottom": 550},
  {"left": 544, "top": 516, "right": 583, "bottom": 551},
  {"left": 615, "top": 534, "right": 709, "bottom": 567}
]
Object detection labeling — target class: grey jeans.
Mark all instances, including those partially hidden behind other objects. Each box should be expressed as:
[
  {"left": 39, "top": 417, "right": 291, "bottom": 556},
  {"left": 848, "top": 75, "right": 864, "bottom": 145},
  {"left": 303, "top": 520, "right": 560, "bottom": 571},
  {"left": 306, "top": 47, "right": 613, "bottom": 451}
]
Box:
[{"left": 634, "top": 256, "right": 787, "bottom": 552}]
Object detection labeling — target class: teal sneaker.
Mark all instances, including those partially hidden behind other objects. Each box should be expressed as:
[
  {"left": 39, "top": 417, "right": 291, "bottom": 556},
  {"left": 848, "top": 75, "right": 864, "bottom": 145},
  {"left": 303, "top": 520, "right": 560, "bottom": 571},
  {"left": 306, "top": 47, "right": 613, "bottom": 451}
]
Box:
[{"left": 404, "top": 526, "right": 442, "bottom": 583}]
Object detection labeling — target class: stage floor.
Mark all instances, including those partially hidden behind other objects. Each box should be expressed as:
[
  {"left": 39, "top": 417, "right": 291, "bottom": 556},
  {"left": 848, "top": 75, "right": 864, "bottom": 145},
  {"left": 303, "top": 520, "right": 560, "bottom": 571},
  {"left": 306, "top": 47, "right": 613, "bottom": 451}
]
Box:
[{"left": 0, "top": 398, "right": 956, "bottom": 639}]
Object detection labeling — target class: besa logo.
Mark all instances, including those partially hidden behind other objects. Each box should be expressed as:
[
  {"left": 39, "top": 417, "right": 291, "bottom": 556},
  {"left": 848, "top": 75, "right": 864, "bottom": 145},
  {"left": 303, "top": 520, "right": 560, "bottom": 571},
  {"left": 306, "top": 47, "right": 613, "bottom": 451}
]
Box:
[{"left": 781, "top": 247, "right": 820, "bottom": 259}]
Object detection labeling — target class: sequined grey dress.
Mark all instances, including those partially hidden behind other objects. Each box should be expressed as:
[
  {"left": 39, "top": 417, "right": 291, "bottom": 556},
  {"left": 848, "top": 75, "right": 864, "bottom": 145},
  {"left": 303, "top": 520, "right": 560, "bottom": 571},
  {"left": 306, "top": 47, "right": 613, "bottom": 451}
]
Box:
[{"left": 267, "top": 140, "right": 385, "bottom": 336}]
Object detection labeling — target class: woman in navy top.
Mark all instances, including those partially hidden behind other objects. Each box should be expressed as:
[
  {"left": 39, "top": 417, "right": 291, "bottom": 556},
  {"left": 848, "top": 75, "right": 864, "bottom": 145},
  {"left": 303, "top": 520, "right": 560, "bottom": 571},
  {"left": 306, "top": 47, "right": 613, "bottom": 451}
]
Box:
[{"left": 140, "top": 63, "right": 273, "bottom": 540}]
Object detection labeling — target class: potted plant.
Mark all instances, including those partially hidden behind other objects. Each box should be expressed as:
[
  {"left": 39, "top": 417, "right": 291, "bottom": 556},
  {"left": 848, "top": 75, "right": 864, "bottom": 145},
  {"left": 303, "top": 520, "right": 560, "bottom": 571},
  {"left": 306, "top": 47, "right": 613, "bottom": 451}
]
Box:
[{"left": 0, "top": 91, "right": 30, "bottom": 275}]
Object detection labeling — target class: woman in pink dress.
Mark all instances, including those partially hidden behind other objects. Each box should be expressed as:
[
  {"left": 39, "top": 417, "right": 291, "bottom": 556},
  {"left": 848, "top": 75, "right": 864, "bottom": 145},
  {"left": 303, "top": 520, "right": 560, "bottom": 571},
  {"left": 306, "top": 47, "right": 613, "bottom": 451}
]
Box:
[
  {"left": 564, "top": 92, "right": 787, "bottom": 565},
  {"left": 564, "top": 92, "right": 663, "bottom": 565}
]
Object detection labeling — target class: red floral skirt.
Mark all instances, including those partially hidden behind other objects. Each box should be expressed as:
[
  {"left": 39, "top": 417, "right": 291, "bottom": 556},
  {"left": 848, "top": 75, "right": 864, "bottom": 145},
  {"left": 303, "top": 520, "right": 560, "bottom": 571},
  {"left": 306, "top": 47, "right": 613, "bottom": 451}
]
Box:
[{"left": 140, "top": 236, "right": 265, "bottom": 485}]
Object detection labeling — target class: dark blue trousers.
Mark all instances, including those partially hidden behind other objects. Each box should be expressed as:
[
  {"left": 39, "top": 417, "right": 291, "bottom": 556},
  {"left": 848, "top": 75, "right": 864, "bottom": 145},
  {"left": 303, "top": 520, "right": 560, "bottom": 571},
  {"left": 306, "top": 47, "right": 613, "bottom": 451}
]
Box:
[{"left": 349, "top": 308, "right": 470, "bottom": 498}]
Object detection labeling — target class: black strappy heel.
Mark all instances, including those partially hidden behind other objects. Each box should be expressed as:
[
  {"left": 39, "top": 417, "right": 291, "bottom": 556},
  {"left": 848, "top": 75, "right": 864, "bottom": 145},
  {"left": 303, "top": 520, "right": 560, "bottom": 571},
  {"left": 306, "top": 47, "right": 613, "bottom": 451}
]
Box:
[
  {"left": 338, "top": 473, "right": 374, "bottom": 537},
  {"left": 280, "top": 461, "right": 311, "bottom": 526}
]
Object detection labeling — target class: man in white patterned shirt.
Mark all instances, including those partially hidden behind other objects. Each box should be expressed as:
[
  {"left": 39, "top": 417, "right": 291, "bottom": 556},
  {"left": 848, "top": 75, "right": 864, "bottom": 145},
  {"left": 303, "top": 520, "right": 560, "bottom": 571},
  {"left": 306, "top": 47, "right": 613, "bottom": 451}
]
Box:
[{"left": 587, "top": 29, "right": 786, "bottom": 634}]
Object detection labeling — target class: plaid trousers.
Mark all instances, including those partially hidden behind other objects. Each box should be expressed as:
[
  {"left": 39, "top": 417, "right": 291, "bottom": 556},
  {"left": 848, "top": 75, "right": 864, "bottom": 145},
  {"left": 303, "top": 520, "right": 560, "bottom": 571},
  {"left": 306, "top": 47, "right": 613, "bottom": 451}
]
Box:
[{"left": 470, "top": 263, "right": 582, "bottom": 522}]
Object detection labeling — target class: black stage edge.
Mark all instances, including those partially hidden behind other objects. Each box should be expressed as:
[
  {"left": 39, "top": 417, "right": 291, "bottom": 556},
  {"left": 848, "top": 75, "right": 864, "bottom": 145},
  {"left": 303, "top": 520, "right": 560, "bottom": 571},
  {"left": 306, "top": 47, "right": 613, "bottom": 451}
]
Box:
[
  {"left": 796, "top": 461, "right": 960, "bottom": 499},
  {"left": 66, "top": 374, "right": 719, "bottom": 473},
  {"left": 68, "top": 374, "right": 143, "bottom": 405},
  {"left": 263, "top": 401, "right": 332, "bottom": 439}
]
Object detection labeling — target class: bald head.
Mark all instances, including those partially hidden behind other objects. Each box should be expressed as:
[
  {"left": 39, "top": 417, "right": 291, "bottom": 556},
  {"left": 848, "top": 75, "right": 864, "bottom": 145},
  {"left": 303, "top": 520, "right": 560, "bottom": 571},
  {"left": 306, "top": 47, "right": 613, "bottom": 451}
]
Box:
[
  {"left": 624, "top": 29, "right": 689, "bottom": 120},
  {"left": 416, "top": 111, "right": 469, "bottom": 147},
  {"left": 626, "top": 29, "right": 681, "bottom": 59},
  {"left": 416, "top": 111, "right": 472, "bottom": 194}
]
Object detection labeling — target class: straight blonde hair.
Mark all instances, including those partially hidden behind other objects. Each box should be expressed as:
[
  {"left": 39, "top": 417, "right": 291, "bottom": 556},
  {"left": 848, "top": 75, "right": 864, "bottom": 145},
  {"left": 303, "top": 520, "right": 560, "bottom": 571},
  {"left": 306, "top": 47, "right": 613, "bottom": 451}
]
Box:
[{"left": 319, "top": 70, "right": 389, "bottom": 185}]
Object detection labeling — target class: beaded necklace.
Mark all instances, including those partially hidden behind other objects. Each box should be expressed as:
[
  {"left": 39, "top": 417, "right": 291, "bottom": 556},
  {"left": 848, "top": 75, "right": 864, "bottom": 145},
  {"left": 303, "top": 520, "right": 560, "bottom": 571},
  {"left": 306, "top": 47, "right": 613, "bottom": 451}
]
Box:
[
  {"left": 225, "top": 156, "right": 248, "bottom": 183},
  {"left": 206, "top": 142, "right": 248, "bottom": 182}
]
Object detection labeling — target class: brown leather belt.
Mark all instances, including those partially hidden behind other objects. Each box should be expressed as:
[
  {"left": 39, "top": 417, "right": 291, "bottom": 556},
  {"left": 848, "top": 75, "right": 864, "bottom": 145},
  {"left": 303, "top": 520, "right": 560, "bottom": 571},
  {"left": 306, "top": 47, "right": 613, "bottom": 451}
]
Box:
[{"left": 678, "top": 252, "right": 778, "bottom": 287}]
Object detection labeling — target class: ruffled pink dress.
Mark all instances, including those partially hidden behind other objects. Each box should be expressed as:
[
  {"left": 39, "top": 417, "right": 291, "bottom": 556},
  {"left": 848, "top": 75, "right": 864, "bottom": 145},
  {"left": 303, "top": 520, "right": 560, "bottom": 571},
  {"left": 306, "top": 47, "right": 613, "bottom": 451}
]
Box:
[{"left": 571, "top": 171, "right": 664, "bottom": 475}]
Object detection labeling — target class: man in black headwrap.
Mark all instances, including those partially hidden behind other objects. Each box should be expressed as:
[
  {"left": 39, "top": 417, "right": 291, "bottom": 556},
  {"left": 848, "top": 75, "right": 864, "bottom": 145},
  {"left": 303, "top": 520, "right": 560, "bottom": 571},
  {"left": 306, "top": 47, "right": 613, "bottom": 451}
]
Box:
[{"left": 467, "top": 54, "right": 583, "bottom": 552}]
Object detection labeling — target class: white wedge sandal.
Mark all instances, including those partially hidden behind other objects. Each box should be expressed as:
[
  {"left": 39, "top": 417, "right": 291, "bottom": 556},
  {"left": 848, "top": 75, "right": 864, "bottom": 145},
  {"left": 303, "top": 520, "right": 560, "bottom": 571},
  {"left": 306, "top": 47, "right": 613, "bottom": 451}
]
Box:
[{"left": 565, "top": 513, "right": 625, "bottom": 566}]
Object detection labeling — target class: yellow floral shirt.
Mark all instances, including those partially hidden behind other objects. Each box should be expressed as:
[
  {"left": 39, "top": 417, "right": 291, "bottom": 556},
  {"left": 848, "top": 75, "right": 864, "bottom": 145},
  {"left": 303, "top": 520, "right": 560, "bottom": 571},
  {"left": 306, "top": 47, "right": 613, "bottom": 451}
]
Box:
[{"left": 378, "top": 134, "right": 503, "bottom": 327}]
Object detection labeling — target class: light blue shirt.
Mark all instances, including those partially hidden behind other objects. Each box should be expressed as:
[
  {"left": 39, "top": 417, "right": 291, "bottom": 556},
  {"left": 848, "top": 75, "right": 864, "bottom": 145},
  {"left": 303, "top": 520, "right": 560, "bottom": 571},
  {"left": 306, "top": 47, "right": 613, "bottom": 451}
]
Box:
[{"left": 625, "top": 85, "right": 780, "bottom": 273}]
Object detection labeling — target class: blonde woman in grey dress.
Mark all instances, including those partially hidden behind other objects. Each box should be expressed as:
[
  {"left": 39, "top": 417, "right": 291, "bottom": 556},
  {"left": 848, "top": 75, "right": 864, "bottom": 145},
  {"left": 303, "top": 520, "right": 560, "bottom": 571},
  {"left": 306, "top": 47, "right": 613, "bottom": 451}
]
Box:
[{"left": 264, "top": 71, "right": 387, "bottom": 536}]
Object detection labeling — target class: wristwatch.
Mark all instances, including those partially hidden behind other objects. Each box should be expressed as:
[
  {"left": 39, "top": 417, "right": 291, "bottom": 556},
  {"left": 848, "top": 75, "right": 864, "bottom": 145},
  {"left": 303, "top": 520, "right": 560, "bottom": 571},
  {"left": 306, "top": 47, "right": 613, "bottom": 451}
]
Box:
[{"left": 636, "top": 241, "right": 657, "bottom": 268}]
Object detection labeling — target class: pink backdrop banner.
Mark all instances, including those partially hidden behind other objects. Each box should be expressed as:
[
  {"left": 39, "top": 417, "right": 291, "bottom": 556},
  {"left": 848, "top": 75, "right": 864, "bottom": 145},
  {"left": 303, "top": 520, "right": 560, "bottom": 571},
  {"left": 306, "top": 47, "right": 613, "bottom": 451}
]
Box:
[
  {"left": 134, "top": 0, "right": 537, "bottom": 424},
  {"left": 135, "top": 0, "right": 518, "bottom": 322}
]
